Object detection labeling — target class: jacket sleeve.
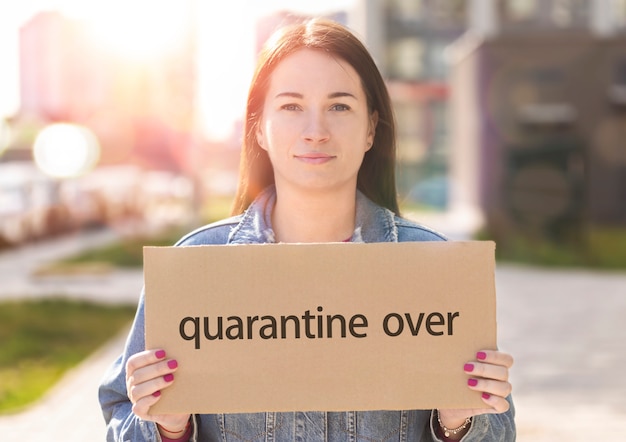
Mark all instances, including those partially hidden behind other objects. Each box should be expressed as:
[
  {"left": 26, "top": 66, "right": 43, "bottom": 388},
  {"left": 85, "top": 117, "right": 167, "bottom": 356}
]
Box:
[
  {"left": 98, "top": 223, "right": 230, "bottom": 441},
  {"left": 98, "top": 289, "right": 163, "bottom": 442},
  {"left": 428, "top": 396, "right": 516, "bottom": 442}
]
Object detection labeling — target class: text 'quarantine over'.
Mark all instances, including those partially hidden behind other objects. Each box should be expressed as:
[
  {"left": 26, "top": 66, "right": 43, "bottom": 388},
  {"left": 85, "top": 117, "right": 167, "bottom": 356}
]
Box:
[{"left": 179, "top": 306, "right": 461, "bottom": 349}]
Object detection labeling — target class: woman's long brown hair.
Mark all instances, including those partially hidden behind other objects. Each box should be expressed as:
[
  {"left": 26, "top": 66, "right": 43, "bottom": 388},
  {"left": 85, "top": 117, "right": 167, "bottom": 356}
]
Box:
[{"left": 231, "top": 18, "right": 399, "bottom": 216}]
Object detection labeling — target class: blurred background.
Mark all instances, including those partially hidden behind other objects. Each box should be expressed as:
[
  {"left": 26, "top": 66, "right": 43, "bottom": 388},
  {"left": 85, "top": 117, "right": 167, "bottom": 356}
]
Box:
[
  {"left": 1, "top": 0, "right": 625, "bottom": 266},
  {"left": 1, "top": 2, "right": 625, "bottom": 440}
]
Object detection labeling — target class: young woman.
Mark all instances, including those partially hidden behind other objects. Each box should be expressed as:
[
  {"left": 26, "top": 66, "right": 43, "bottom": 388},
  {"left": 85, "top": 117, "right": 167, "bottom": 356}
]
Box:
[{"left": 99, "top": 19, "right": 515, "bottom": 441}]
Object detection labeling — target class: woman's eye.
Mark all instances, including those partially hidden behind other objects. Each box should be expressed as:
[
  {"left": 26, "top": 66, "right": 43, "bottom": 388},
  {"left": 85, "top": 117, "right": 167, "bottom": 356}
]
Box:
[
  {"left": 330, "top": 104, "right": 350, "bottom": 111},
  {"left": 281, "top": 104, "right": 300, "bottom": 111}
]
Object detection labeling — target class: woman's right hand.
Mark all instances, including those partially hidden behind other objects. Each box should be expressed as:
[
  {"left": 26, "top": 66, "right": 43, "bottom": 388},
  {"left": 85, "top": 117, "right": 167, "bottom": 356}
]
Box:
[{"left": 125, "top": 349, "right": 190, "bottom": 433}]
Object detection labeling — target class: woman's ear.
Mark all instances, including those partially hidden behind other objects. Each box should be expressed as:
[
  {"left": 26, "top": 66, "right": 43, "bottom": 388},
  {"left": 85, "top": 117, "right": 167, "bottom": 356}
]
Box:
[
  {"left": 256, "top": 123, "right": 267, "bottom": 151},
  {"left": 366, "top": 110, "right": 379, "bottom": 150}
]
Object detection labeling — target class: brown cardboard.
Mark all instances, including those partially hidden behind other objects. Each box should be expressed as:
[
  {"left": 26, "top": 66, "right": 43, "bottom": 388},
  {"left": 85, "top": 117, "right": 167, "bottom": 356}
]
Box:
[{"left": 144, "top": 241, "right": 497, "bottom": 414}]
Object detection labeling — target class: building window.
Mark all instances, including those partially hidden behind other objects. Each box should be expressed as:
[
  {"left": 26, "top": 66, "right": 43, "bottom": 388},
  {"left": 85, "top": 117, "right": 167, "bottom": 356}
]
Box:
[
  {"left": 395, "top": 101, "right": 427, "bottom": 164},
  {"left": 615, "top": 0, "right": 626, "bottom": 29},
  {"left": 388, "top": 0, "right": 465, "bottom": 27},
  {"left": 388, "top": 0, "right": 424, "bottom": 22},
  {"left": 426, "top": 40, "right": 450, "bottom": 81},
  {"left": 388, "top": 37, "right": 426, "bottom": 80},
  {"left": 429, "top": 0, "right": 466, "bottom": 27},
  {"left": 504, "top": 0, "right": 540, "bottom": 23},
  {"left": 550, "top": 0, "right": 590, "bottom": 28},
  {"left": 499, "top": 0, "right": 590, "bottom": 30}
]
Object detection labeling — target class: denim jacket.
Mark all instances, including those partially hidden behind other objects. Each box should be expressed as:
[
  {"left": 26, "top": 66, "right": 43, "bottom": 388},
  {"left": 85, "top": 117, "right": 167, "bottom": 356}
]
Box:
[{"left": 98, "top": 187, "right": 516, "bottom": 441}]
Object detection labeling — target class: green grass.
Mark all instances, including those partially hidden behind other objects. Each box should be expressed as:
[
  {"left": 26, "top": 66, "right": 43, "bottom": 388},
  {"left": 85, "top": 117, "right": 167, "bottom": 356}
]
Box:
[
  {"left": 61, "top": 197, "right": 235, "bottom": 268},
  {"left": 61, "top": 227, "right": 188, "bottom": 268},
  {"left": 478, "top": 227, "right": 626, "bottom": 270},
  {"left": 0, "top": 299, "right": 136, "bottom": 414},
  {"left": 586, "top": 228, "right": 626, "bottom": 269}
]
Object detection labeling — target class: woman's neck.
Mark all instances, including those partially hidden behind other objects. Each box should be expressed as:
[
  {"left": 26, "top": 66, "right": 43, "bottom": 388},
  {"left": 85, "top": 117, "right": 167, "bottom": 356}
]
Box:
[{"left": 271, "top": 186, "right": 357, "bottom": 243}]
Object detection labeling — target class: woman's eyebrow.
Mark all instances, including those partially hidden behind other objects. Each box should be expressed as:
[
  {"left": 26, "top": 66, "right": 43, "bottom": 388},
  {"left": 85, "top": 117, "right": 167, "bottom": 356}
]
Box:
[
  {"left": 328, "top": 92, "right": 357, "bottom": 99},
  {"left": 274, "top": 91, "right": 357, "bottom": 99},
  {"left": 275, "top": 92, "right": 303, "bottom": 99}
]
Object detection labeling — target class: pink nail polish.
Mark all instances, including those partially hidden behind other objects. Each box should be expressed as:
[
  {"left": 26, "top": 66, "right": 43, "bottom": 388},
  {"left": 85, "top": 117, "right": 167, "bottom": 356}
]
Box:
[
  {"left": 477, "top": 351, "right": 487, "bottom": 360},
  {"left": 164, "top": 373, "right": 174, "bottom": 382},
  {"left": 482, "top": 392, "right": 491, "bottom": 400},
  {"left": 155, "top": 350, "right": 166, "bottom": 359},
  {"left": 152, "top": 390, "right": 161, "bottom": 397},
  {"left": 167, "top": 359, "right": 178, "bottom": 369},
  {"left": 464, "top": 363, "right": 474, "bottom": 372},
  {"left": 468, "top": 378, "right": 478, "bottom": 387}
]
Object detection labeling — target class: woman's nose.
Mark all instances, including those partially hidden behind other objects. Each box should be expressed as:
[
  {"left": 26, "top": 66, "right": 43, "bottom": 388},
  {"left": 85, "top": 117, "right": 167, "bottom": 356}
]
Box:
[{"left": 302, "top": 111, "right": 330, "bottom": 143}]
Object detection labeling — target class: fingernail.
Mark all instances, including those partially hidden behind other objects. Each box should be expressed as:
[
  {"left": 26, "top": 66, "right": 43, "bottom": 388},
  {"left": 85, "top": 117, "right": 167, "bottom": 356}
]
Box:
[
  {"left": 464, "top": 363, "right": 474, "bottom": 372},
  {"left": 152, "top": 390, "right": 161, "bottom": 397},
  {"left": 164, "top": 373, "right": 174, "bottom": 382},
  {"left": 167, "top": 359, "right": 178, "bottom": 369},
  {"left": 477, "top": 351, "right": 487, "bottom": 360},
  {"left": 482, "top": 392, "right": 491, "bottom": 400},
  {"left": 468, "top": 378, "right": 478, "bottom": 387},
  {"left": 155, "top": 350, "right": 166, "bottom": 359}
]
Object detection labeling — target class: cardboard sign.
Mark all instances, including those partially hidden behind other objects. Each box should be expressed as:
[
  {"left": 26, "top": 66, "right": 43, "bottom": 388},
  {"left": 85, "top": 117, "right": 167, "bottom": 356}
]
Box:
[{"left": 144, "top": 241, "right": 497, "bottom": 414}]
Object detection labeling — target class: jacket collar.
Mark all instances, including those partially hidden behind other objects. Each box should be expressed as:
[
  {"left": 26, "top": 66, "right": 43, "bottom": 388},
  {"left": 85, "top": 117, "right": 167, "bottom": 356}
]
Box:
[{"left": 228, "top": 186, "right": 398, "bottom": 244}]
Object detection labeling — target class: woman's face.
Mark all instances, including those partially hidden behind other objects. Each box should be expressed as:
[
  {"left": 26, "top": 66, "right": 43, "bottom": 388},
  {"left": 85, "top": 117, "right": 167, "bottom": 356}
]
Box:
[{"left": 256, "top": 48, "right": 377, "bottom": 196}]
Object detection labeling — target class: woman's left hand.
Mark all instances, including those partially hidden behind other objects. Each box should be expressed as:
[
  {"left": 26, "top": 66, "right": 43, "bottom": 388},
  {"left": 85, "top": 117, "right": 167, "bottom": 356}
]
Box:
[{"left": 437, "top": 350, "right": 514, "bottom": 433}]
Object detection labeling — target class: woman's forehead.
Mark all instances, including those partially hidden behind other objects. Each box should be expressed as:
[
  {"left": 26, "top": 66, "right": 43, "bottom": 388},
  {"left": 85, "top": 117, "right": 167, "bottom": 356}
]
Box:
[{"left": 266, "top": 49, "right": 363, "bottom": 95}]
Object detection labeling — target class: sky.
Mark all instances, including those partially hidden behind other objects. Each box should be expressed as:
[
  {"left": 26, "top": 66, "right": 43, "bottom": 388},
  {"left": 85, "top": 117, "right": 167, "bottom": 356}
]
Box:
[{"left": 0, "top": 0, "right": 356, "bottom": 139}]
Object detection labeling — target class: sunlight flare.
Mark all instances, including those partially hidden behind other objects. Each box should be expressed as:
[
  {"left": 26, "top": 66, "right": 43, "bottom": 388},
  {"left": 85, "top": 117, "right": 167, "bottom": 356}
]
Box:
[{"left": 33, "top": 123, "right": 100, "bottom": 178}]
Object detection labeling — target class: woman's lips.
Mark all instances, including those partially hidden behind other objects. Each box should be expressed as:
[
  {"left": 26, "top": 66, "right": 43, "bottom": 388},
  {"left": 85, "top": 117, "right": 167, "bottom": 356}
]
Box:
[{"left": 294, "top": 153, "right": 336, "bottom": 164}]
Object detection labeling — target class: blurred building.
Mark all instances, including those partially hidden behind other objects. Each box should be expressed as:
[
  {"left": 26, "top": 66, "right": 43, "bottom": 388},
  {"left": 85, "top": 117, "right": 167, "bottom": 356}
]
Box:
[
  {"left": 446, "top": 0, "right": 626, "bottom": 249},
  {"left": 12, "top": 0, "right": 626, "bottom": 252},
  {"left": 19, "top": 12, "right": 104, "bottom": 122},
  {"left": 343, "top": 0, "right": 626, "bottom": 247},
  {"left": 0, "top": 6, "right": 199, "bottom": 247},
  {"left": 15, "top": 7, "right": 196, "bottom": 171},
  {"left": 369, "top": 0, "right": 468, "bottom": 209}
]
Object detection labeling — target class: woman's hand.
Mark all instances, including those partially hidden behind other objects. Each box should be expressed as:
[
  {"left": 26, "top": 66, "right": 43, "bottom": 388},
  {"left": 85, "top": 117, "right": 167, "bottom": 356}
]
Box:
[
  {"left": 437, "top": 350, "right": 514, "bottom": 439},
  {"left": 125, "top": 349, "right": 190, "bottom": 433}
]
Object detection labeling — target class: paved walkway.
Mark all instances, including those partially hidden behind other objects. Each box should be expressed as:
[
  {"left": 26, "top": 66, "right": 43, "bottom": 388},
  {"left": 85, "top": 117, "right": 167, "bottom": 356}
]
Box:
[
  {"left": 0, "top": 228, "right": 143, "bottom": 305},
  {"left": 0, "top": 228, "right": 624, "bottom": 440}
]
